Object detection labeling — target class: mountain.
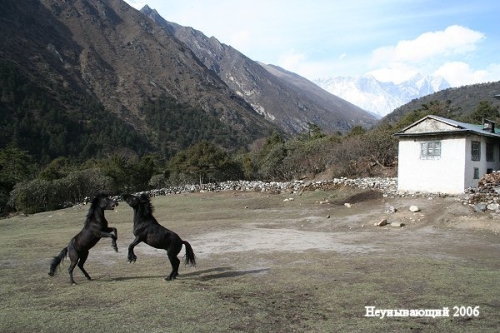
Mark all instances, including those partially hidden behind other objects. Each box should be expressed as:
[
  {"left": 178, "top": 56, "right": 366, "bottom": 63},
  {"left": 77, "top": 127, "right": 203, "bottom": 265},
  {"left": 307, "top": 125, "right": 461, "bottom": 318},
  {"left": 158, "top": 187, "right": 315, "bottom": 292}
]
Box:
[
  {"left": 381, "top": 80, "right": 500, "bottom": 124},
  {"left": 0, "top": 0, "right": 284, "bottom": 162},
  {"left": 140, "top": 5, "right": 377, "bottom": 134},
  {"left": 314, "top": 74, "right": 450, "bottom": 118},
  {"left": 0, "top": 0, "right": 379, "bottom": 166}
]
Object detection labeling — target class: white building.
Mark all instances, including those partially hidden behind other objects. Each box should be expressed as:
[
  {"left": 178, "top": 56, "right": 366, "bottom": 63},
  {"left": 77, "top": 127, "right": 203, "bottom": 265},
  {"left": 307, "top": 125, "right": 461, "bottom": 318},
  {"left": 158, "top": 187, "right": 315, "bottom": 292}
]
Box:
[{"left": 394, "top": 115, "right": 500, "bottom": 194}]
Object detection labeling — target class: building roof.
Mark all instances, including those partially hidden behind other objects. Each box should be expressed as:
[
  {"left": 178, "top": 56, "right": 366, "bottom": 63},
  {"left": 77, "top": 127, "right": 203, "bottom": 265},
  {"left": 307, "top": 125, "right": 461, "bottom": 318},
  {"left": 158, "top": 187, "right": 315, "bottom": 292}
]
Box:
[{"left": 394, "top": 115, "right": 500, "bottom": 138}]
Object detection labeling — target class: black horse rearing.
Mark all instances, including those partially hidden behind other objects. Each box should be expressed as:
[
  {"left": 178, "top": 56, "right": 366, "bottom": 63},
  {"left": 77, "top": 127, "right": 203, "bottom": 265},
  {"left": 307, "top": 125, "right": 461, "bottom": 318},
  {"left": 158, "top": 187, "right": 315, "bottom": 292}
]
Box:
[
  {"left": 122, "top": 193, "right": 196, "bottom": 281},
  {"left": 48, "top": 193, "right": 118, "bottom": 284}
]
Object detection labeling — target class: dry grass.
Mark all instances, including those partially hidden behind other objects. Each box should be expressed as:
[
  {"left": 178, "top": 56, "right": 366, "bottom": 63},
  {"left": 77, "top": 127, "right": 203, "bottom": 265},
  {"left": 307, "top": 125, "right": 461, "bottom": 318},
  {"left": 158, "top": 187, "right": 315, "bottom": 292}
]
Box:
[{"left": 1, "top": 189, "right": 499, "bottom": 332}]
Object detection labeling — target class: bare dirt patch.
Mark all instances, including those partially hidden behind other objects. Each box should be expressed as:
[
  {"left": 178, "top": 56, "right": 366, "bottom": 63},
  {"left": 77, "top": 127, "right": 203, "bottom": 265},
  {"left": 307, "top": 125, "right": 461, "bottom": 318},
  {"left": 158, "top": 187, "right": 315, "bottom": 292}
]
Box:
[{"left": 186, "top": 190, "right": 499, "bottom": 261}]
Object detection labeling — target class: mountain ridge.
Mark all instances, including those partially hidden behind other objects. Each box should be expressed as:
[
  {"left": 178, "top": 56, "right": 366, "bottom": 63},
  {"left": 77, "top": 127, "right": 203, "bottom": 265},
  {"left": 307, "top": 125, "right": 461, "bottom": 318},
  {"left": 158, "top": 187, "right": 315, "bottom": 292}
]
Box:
[
  {"left": 140, "top": 5, "right": 377, "bottom": 134},
  {"left": 382, "top": 80, "right": 500, "bottom": 124},
  {"left": 0, "top": 0, "right": 281, "bottom": 162}
]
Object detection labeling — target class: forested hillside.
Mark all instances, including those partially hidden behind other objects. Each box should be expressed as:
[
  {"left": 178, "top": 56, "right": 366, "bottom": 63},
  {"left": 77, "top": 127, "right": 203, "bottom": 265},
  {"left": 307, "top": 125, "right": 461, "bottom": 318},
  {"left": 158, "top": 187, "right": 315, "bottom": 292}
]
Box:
[
  {"left": 0, "top": 64, "right": 152, "bottom": 164},
  {"left": 382, "top": 81, "right": 500, "bottom": 124},
  {"left": 0, "top": 0, "right": 277, "bottom": 159}
]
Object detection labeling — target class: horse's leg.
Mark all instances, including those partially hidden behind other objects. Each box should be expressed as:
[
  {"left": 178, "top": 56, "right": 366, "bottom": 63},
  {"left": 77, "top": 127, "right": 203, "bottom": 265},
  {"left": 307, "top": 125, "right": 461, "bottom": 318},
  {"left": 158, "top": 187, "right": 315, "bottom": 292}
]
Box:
[
  {"left": 67, "top": 247, "right": 79, "bottom": 285},
  {"left": 98, "top": 229, "right": 118, "bottom": 251},
  {"left": 77, "top": 250, "right": 92, "bottom": 281},
  {"left": 127, "top": 236, "right": 141, "bottom": 263},
  {"left": 165, "top": 252, "right": 180, "bottom": 281},
  {"left": 107, "top": 227, "right": 118, "bottom": 252}
]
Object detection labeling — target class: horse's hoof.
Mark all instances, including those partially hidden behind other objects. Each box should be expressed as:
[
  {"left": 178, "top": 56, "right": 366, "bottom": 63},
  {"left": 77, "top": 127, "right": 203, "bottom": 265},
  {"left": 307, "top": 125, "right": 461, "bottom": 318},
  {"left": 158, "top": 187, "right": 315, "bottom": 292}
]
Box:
[{"left": 48, "top": 271, "right": 54, "bottom": 277}]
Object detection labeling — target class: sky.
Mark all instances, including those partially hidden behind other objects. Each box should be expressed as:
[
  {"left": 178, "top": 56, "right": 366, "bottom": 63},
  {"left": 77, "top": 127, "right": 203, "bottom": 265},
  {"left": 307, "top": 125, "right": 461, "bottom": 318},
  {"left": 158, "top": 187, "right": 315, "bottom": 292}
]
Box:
[{"left": 124, "top": 0, "right": 500, "bottom": 88}]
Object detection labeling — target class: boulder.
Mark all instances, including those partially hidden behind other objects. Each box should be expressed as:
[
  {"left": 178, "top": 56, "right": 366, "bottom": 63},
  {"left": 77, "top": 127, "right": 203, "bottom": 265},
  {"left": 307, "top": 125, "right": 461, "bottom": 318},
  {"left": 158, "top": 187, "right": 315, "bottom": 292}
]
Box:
[
  {"left": 409, "top": 205, "right": 420, "bottom": 212},
  {"left": 473, "top": 204, "right": 487, "bottom": 212},
  {"left": 385, "top": 206, "right": 397, "bottom": 214},
  {"left": 487, "top": 203, "right": 499, "bottom": 211}
]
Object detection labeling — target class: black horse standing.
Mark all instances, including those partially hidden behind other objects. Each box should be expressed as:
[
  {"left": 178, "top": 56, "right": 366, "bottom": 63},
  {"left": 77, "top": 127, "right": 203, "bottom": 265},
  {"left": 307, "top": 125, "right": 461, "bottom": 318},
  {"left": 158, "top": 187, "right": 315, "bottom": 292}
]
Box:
[
  {"left": 122, "top": 193, "right": 196, "bottom": 281},
  {"left": 48, "top": 193, "right": 118, "bottom": 284}
]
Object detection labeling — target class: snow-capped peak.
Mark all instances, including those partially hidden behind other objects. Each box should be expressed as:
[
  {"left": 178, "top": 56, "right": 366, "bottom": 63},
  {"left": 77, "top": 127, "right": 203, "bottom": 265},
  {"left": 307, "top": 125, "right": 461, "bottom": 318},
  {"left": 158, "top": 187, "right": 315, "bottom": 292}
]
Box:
[{"left": 313, "top": 74, "right": 450, "bottom": 118}]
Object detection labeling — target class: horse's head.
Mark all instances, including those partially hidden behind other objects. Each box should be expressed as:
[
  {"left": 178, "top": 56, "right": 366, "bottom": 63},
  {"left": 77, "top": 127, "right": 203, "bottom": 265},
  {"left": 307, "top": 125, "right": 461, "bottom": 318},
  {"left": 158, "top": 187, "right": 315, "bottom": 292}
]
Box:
[
  {"left": 86, "top": 193, "right": 118, "bottom": 221},
  {"left": 122, "top": 194, "right": 138, "bottom": 208},
  {"left": 122, "top": 193, "right": 153, "bottom": 213},
  {"left": 95, "top": 193, "right": 118, "bottom": 210}
]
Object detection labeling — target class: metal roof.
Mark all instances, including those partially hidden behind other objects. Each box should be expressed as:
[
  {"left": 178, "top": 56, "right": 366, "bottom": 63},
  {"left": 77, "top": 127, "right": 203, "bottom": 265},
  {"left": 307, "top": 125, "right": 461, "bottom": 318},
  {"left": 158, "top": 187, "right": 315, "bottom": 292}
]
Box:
[{"left": 394, "top": 115, "right": 500, "bottom": 138}]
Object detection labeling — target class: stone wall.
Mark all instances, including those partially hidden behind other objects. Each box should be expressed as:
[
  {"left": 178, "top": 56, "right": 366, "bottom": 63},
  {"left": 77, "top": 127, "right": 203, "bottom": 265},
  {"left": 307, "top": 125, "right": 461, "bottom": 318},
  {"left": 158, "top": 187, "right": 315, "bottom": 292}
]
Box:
[
  {"left": 141, "top": 177, "right": 399, "bottom": 197},
  {"left": 130, "top": 174, "right": 500, "bottom": 213}
]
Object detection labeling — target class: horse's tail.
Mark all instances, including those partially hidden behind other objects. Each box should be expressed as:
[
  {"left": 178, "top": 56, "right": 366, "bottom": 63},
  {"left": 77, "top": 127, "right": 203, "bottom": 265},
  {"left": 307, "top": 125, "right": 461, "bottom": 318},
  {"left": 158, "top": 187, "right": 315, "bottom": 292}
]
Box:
[
  {"left": 182, "top": 240, "right": 196, "bottom": 267},
  {"left": 48, "top": 246, "right": 68, "bottom": 276}
]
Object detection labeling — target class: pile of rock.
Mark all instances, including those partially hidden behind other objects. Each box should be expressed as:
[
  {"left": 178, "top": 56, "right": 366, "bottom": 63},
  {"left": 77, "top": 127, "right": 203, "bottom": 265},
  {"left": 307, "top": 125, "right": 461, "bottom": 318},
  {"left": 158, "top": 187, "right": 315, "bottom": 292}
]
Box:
[
  {"left": 463, "top": 172, "right": 500, "bottom": 212},
  {"left": 475, "top": 172, "right": 500, "bottom": 194}
]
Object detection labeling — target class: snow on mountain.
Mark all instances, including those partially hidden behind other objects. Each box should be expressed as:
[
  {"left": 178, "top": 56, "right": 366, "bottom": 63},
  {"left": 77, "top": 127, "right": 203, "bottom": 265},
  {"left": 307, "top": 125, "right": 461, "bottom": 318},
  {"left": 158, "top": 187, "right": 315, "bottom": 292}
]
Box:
[{"left": 313, "top": 74, "right": 450, "bottom": 118}]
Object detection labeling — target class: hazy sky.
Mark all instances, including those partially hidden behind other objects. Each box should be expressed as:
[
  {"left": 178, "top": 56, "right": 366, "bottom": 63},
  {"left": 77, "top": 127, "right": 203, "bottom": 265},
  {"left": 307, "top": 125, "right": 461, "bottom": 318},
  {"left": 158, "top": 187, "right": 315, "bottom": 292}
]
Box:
[{"left": 124, "top": 0, "right": 500, "bottom": 88}]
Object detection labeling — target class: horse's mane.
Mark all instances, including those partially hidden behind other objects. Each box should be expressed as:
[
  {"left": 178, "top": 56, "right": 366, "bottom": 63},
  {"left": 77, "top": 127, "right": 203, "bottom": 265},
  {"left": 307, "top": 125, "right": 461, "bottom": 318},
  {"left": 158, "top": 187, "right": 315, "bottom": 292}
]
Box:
[
  {"left": 85, "top": 192, "right": 109, "bottom": 224},
  {"left": 138, "top": 193, "right": 155, "bottom": 217}
]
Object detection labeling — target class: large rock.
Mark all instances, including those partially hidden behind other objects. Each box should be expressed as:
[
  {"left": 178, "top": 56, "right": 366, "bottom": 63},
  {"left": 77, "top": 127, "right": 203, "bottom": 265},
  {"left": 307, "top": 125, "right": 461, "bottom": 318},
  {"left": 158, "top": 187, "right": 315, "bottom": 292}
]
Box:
[
  {"left": 375, "top": 219, "right": 388, "bottom": 226},
  {"left": 409, "top": 205, "right": 420, "bottom": 212}
]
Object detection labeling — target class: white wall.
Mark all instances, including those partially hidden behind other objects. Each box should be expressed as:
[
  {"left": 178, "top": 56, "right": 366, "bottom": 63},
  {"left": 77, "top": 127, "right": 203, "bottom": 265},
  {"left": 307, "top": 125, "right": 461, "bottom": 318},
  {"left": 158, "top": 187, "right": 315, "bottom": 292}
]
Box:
[
  {"left": 463, "top": 136, "right": 500, "bottom": 189},
  {"left": 397, "top": 137, "right": 466, "bottom": 194}
]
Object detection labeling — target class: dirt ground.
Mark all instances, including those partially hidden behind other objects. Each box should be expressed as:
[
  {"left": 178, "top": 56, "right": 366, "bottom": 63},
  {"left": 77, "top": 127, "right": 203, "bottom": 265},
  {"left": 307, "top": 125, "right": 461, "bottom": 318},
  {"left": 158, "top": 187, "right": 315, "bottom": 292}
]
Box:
[
  {"left": 182, "top": 190, "right": 500, "bottom": 262},
  {"left": 122, "top": 189, "right": 500, "bottom": 332},
  {"left": 2, "top": 187, "right": 499, "bottom": 333}
]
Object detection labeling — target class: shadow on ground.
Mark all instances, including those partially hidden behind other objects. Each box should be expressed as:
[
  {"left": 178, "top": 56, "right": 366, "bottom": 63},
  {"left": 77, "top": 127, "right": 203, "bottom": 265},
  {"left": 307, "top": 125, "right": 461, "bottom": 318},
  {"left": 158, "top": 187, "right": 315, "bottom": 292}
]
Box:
[{"left": 109, "top": 266, "right": 270, "bottom": 282}]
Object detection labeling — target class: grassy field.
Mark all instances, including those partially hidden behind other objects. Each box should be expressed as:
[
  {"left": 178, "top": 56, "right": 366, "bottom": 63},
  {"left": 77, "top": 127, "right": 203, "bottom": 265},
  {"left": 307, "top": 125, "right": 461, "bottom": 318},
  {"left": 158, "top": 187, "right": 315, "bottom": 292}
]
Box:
[{"left": 1, "top": 189, "right": 499, "bottom": 332}]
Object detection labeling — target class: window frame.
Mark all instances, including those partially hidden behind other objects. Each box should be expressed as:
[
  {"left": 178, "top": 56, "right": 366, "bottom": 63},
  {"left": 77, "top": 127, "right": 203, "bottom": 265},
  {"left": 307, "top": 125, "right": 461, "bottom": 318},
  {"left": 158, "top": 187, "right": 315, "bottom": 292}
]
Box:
[
  {"left": 473, "top": 167, "right": 480, "bottom": 179},
  {"left": 471, "top": 141, "right": 481, "bottom": 161},
  {"left": 420, "top": 141, "right": 441, "bottom": 160}
]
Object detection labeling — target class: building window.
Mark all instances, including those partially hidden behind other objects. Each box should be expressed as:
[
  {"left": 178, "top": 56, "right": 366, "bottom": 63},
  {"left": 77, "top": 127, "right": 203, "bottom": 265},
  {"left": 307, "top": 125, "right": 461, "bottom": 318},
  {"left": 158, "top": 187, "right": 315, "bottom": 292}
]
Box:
[
  {"left": 486, "top": 143, "right": 494, "bottom": 161},
  {"left": 474, "top": 168, "right": 480, "bottom": 179},
  {"left": 420, "top": 141, "right": 441, "bottom": 159},
  {"left": 471, "top": 141, "right": 481, "bottom": 161}
]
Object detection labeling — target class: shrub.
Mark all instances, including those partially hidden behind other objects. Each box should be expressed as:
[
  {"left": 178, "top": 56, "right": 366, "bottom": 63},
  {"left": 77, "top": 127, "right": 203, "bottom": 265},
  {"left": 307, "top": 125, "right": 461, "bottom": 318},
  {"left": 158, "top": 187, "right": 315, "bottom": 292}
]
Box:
[{"left": 8, "top": 169, "right": 113, "bottom": 214}]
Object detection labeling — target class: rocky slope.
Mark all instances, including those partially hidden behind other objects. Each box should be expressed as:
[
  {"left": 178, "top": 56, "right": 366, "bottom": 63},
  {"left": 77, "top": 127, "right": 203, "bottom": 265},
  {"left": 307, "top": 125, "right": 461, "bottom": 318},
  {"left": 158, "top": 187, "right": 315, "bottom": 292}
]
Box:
[
  {"left": 0, "top": 0, "right": 276, "bottom": 150},
  {"left": 141, "top": 5, "right": 377, "bottom": 134}
]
